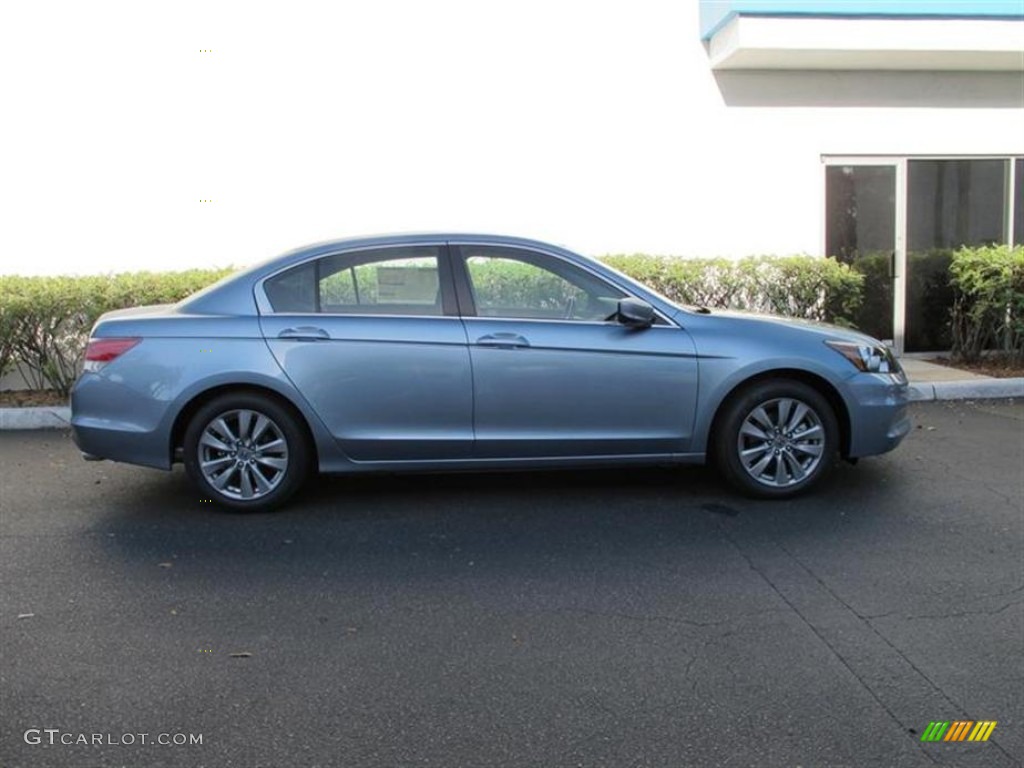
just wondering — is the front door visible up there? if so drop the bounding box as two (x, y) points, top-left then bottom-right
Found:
(452, 244), (699, 458)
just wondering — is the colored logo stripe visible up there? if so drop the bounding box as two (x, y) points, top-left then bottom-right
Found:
(944, 721), (972, 741)
(921, 721), (997, 742)
(921, 722), (949, 741)
(968, 721), (998, 741)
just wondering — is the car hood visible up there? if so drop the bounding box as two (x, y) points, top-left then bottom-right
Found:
(677, 307), (885, 346)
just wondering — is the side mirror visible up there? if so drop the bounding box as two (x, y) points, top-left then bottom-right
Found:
(616, 297), (655, 328)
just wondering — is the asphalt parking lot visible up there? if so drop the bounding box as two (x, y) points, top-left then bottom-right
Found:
(1, 400), (1021, 768)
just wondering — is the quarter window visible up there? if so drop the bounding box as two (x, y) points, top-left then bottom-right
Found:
(460, 246), (625, 322)
(264, 246), (445, 315)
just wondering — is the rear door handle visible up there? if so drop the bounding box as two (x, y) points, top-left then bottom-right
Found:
(475, 333), (530, 349)
(278, 326), (330, 341)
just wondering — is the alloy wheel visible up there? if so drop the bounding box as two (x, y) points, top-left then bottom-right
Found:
(736, 397), (825, 489)
(198, 409), (289, 500)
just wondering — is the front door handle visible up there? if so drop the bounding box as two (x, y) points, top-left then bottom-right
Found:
(475, 333), (530, 349)
(278, 326), (330, 341)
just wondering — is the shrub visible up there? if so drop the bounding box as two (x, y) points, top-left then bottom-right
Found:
(0, 276), (100, 395)
(906, 250), (955, 351)
(0, 280), (23, 383)
(845, 251), (893, 341)
(602, 254), (863, 325)
(0, 268), (233, 396)
(949, 245), (1024, 362)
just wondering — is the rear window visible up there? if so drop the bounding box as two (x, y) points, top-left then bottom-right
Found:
(263, 246), (444, 315)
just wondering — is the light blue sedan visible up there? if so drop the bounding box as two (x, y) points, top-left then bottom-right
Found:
(71, 234), (910, 511)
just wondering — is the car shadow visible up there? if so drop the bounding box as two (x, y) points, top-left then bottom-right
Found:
(90, 456), (905, 587)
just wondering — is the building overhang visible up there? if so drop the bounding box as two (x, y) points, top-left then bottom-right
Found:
(699, 1), (1024, 71)
(707, 15), (1024, 71)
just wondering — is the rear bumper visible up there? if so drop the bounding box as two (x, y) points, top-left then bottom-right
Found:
(845, 374), (912, 458)
(70, 373), (172, 470)
(70, 424), (170, 469)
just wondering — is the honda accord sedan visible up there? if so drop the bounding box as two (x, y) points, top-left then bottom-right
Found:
(71, 233), (910, 511)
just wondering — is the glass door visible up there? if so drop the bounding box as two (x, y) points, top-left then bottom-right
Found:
(826, 156), (1022, 355)
(825, 159), (906, 352)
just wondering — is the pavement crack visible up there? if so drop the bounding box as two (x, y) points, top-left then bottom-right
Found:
(863, 583), (1024, 621)
(774, 539), (1019, 767)
(721, 528), (942, 765)
(988, 583), (1024, 598)
(921, 453), (1020, 509)
(865, 598), (1024, 622)
(545, 605), (784, 629)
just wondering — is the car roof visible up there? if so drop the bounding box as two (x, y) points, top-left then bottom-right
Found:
(273, 232), (578, 263)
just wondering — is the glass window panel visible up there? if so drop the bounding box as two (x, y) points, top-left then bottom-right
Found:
(906, 159), (1007, 351)
(264, 261), (316, 313)
(1014, 158), (1023, 247)
(908, 159), (1006, 252)
(318, 248), (442, 315)
(825, 165), (895, 343)
(264, 246), (443, 315)
(461, 246), (625, 321)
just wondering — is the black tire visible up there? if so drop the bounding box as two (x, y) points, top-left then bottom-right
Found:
(713, 379), (839, 499)
(183, 392), (311, 512)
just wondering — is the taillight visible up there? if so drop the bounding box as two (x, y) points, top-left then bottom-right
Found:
(83, 337), (141, 372)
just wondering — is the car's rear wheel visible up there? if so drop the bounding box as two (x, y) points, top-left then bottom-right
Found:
(714, 379), (838, 498)
(183, 392), (310, 512)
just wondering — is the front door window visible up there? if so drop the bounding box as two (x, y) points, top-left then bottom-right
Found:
(461, 247), (625, 322)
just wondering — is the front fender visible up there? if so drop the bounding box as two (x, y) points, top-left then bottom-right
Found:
(690, 354), (856, 455)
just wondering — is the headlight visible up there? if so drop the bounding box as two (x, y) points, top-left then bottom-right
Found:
(825, 340), (903, 376)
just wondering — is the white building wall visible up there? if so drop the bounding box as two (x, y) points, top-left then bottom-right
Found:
(0, 1), (1021, 275)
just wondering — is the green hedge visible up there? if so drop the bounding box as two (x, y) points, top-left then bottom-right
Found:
(602, 254), (863, 324)
(0, 254), (872, 397)
(950, 245), (1024, 362)
(0, 269), (234, 396)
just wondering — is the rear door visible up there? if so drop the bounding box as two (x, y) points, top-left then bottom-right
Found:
(259, 244), (474, 461)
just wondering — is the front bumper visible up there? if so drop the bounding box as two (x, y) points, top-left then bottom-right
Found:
(845, 373), (912, 458)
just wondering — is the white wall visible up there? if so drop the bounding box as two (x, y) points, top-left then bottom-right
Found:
(1, 0), (1021, 275)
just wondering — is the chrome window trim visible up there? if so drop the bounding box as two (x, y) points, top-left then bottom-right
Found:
(460, 315), (679, 330)
(256, 311), (463, 322)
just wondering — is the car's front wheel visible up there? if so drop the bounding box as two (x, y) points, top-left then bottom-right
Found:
(183, 392), (310, 512)
(714, 379), (839, 498)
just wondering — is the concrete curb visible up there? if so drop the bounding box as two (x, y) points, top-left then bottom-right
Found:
(0, 406), (72, 430)
(908, 377), (1024, 402)
(0, 378), (1021, 430)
